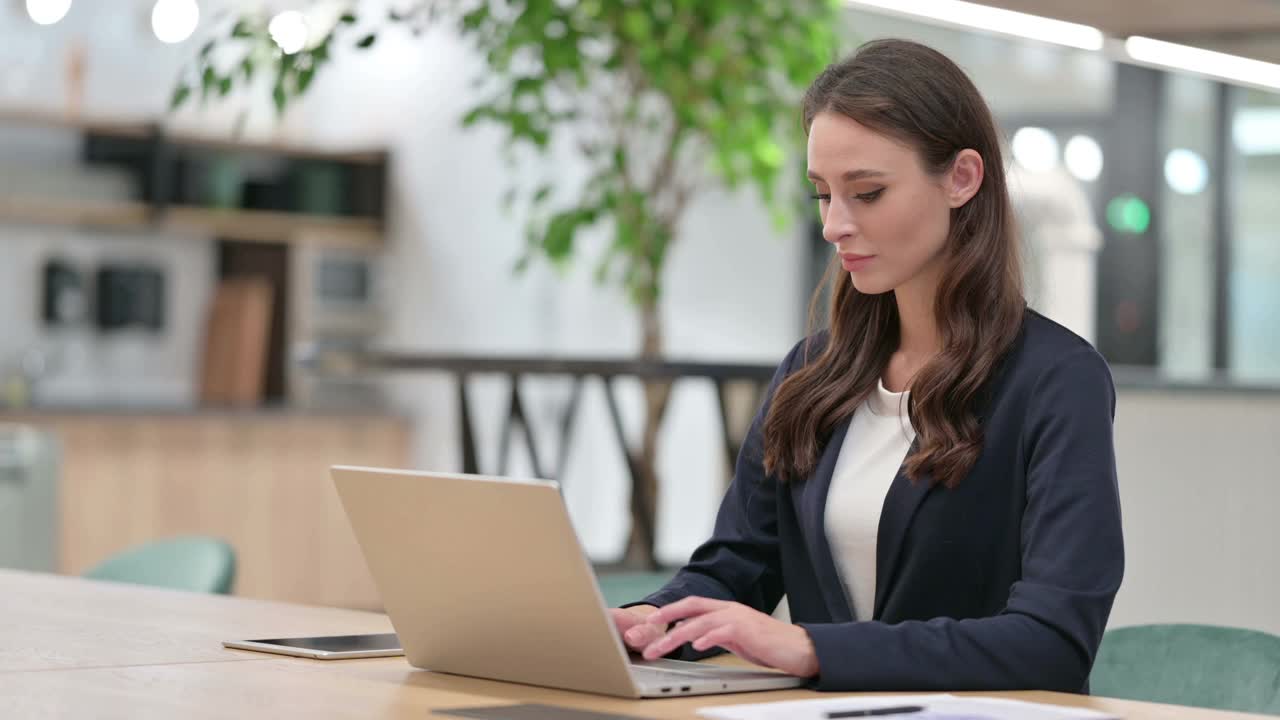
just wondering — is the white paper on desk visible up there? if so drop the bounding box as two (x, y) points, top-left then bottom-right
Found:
(697, 694), (1120, 720)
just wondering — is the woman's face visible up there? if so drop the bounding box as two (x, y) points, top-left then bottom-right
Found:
(807, 111), (980, 297)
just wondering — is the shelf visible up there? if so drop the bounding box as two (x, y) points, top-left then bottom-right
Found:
(0, 198), (382, 248)
(162, 206), (383, 247)
(0, 107), (386, 164)
(0, 106), (388, 247)
(0, 106), (152, 140)
(165, 132), (387, 166)
(0, 197), (151, 229)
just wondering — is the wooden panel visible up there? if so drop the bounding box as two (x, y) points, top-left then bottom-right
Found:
(11, 412), (410, 610)
(199, 278), (274, 407)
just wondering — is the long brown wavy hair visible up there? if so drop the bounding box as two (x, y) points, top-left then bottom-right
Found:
(764, 39), (1026, 488)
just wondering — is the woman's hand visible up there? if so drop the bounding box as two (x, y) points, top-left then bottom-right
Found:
(610, 605), (665, 653)
(638, 597), (820, 678)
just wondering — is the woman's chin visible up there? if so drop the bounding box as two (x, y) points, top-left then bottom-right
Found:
(849, 272), (894, 296)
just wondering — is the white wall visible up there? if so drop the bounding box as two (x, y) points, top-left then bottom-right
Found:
(1110, 390), (1280, 636)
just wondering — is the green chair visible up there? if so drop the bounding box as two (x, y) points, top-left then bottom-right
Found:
(1089, 623), (1280, 715)
(596, 571), (674, 608)
(82, 536), (237, 595)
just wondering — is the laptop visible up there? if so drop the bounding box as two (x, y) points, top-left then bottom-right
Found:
(331, 466), (806, 698)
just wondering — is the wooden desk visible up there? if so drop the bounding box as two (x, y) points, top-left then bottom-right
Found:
(1, 570), (391, 672)
(1, 570), (1269, 719)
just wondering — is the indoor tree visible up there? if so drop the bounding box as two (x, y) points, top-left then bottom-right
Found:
(175, 0), (841, 569)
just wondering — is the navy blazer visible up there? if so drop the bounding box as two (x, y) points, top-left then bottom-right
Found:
(633, 309), (1124, 692)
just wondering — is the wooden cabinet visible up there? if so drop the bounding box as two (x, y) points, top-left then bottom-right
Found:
(10, 411), (410, 610)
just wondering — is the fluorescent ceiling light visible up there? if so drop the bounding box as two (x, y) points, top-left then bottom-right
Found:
(845, 0), (1104, 51)
(1233, 108), (1280, 155)
(1125, 36), (1280, 91)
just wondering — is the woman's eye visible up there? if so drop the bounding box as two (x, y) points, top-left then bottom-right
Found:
(855, 189), (884, 203)
(810, 193), (831, 202)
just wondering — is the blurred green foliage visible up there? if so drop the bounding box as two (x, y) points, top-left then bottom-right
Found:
(174, 0), (841, 321)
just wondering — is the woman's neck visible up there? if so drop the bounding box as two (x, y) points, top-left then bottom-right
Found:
(884, 269), (943, 392)
(894, 267), (942, 357)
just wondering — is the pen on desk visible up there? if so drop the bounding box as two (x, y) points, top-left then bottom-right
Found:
(824, 705), (925, 718)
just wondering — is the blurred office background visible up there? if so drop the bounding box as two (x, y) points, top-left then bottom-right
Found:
(0, 0), (1276, 642)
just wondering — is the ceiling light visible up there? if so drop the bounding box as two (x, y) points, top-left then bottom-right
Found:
(26, 0), (72, 26)
(1164, 149), (1209, 195)
(1063, 135), (1103, 182)
(269, 10), (308, 55)
(152, 0), (200, 44)
(1233, 108), (1280, 156)
(1012, 127), (1059, 173)
(845, 0), (1104, 51)
(1125, 36), (1280, 91)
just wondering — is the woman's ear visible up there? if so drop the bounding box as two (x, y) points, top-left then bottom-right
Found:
(947, 149), (984, 208)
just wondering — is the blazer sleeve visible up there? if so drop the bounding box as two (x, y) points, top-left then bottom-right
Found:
(798, 347), (1125, 692)
(623, 337), (810, 626)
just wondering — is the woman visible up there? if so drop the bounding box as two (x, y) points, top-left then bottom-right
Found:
(611, 38), (1124, 693)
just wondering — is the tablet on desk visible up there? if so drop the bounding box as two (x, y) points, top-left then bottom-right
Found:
(222, 633), (403, 660)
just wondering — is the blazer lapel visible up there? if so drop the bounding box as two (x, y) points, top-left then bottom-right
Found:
(793, 415), (855, 623)
(873, 437), (932, 618)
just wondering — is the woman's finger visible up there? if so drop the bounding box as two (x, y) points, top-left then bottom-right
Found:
(646, 596), (722, 627)
(641, 611), (731, 660)
(691, 623), (738, 652)
(622, 621), (665, 651)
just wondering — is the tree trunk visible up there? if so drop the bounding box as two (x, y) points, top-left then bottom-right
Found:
(623, 296), (673, 570)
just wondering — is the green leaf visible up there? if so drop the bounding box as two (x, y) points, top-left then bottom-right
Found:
(543, 214), (575, 260)
(752, 137), (785, 170)
(339, 12), (357, 24)
(511, 76), (543, 96)
(614, 217), (636, 251)
(272, 83), (287, 114)
(199, 39), (216, 58)
(218, 75), (233, 97)
(461, 6), (489, 31)
(356, 33), (377, 49)
(621, 9), (650, 40)
(297, 64), (316, 94)
(594, 256), (612, 285)
(531, 184), (552, 205)
(169, 84), (191, 110)
(240, 56), (255, 82)
(200, 66), (217, 100)
(231, 20), (252, 38)
(542, 208), (597, 262)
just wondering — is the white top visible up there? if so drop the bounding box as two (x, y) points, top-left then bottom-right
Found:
(824, 378), (917, 622)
